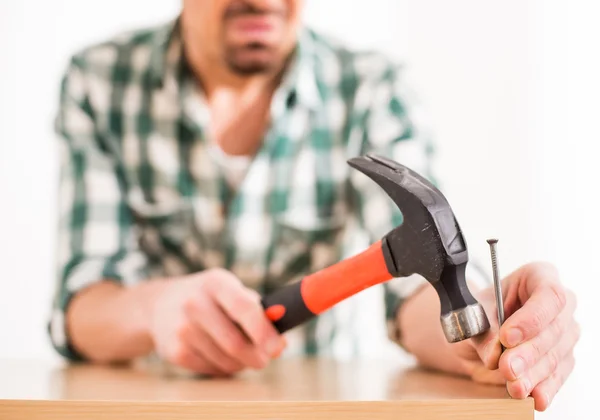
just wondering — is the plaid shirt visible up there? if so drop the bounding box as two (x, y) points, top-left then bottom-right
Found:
(48, 18), (455, 362)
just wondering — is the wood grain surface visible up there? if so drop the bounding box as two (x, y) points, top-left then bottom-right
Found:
(0, 357), (533, 419)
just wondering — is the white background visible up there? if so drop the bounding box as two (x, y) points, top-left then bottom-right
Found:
(0, 1), (598, 418)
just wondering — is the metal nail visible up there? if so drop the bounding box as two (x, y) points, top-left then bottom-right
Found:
(487, 238), (505, 352)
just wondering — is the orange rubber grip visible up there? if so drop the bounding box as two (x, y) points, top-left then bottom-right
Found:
(301, 240), (393, 314)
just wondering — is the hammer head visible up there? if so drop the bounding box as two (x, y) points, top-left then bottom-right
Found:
(348, 154), (490, 342)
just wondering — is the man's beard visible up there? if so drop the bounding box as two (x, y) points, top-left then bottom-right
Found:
(223, 42), (279, 75)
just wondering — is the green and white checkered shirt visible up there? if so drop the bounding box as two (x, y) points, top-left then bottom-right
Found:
(48, 18), (447, 362)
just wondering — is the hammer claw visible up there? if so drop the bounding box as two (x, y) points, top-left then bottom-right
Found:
(348, 154), (448, 211)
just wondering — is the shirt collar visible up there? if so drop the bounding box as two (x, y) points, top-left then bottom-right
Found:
(147, 18), (323, 112)
(273, 28), (322, 111)
(147, 18), (184, 89)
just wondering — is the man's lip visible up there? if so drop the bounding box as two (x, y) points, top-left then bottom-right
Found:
(237, 21), (272, 31)
(228, 15), (277, 31)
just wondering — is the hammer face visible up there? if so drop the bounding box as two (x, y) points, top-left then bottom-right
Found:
(441, 303), (491, 342)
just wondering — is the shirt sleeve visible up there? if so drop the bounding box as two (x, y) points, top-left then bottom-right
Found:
(347, 60), (490, 348)
(48, 55), (150, 361)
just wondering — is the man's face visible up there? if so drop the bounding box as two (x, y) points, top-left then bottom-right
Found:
(182, 0), (304, 75)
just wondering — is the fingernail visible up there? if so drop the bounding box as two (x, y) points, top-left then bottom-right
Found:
(270, 346), (284, 359)
(266, 337), (286, 358)
(483, 341), (497, 368)
(544, 391), (553, 407)
(520, 377), (532, 396)
(510, 356), (526, 378)
(507, 328), (523, 347)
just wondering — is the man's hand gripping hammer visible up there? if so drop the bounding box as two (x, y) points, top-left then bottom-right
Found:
(261, 153), (490, 343)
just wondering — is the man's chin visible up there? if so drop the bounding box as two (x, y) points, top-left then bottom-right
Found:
(224, 47), (281, 75)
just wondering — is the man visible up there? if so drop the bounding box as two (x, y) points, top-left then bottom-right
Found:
(48, 0), (579, 412)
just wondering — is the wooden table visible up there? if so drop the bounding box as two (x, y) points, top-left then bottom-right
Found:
(0, 357), (532, 419)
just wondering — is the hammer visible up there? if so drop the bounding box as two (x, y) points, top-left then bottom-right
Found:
(261, 153), (490, 343)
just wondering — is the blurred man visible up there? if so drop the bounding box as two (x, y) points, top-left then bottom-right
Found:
(49, 0), (579, 412)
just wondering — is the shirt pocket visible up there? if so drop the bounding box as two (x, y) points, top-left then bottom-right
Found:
(125, 191), (202, 271)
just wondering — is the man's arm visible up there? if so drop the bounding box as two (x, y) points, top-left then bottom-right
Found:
(64, 281), (162, 362)
(50, 55), (156, 362)
(50, 55), (284, 372)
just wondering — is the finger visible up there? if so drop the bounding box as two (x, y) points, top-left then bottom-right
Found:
(466, 285), (506, 370)
(531, 354), (575, 411)
(506, 320), (579, 400)
(500, 291), (577, 381)
(467, 278), (529, 371)
(500, 268), (567, 348)
(212, 275), (285, 358)
(469, 329), (503, 371)
(185, 292), (269, 369)
(178, 321), (245, 375)
(172, 343), (223, 377)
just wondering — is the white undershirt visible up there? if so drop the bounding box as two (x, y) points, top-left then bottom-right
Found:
(208, 143), (253, 190)
(186, 87), (254, 190)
